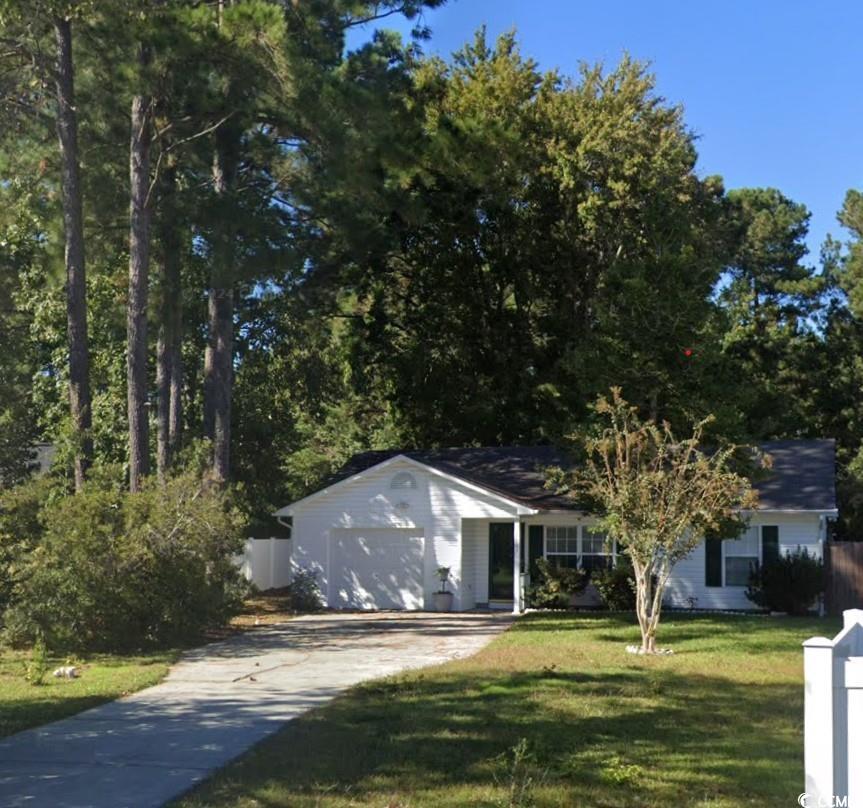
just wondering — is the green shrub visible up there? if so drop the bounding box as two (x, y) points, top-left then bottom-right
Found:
(745, 549), (824, 615)
(24, 637), (50, 686)
(278, 567), (323, 612)
(0, 475), (57, 618)
(527, 557), (587, 609)
(2, 465), (249, 651)
(592, 558), (636, 610)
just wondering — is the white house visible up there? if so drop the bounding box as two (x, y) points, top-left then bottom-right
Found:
(272, 440), (837, 613)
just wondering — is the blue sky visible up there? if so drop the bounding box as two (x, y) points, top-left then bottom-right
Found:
(351, 0), (863, 262)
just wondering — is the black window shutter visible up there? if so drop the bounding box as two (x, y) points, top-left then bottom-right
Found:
(705, 538), (722, 587)
(761, 526), (779, 565)
(528, 525), (544, 579)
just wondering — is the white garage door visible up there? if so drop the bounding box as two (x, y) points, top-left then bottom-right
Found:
(330, 528), (425, 610)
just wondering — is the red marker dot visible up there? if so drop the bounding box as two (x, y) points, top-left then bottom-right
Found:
(683, 348), (693, 357)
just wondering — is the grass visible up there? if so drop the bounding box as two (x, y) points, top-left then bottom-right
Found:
(0, 586), (299, 740)
(0, 645), (177, 738)
(0, 589), (296, 739)
(176, 612), (837, 808)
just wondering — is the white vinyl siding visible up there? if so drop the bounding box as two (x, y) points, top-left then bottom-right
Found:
(290, 461), (519, 610)
(665, 514), (824, 610)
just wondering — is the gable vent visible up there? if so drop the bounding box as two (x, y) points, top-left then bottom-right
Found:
(390, 471), (417, 490)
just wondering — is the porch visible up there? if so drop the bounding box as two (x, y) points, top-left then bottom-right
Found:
(460, 516), (610, 613)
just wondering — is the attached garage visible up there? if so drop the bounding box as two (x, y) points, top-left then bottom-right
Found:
(329, 528), (425, 610)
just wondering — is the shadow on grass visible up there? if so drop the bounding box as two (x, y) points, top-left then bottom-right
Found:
(0, 694), (124, 739)
(178, 661), (805, 807)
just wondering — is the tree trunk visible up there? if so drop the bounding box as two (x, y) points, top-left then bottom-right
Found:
(203, 133), (236, 485)
(127, 47), (152, 493)
(203, 286), (233, 484)
(155, 161), (183, 481)
(633, 557), (672, 654)
(53, 17), (92, 493)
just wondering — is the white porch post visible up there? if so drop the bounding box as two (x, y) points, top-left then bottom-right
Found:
(513, 520), (522, 614)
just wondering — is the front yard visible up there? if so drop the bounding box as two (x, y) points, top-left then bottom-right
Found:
(0, 589), (301, 739)
(0, 647), (176, 738)
(177, 612), (836, 808)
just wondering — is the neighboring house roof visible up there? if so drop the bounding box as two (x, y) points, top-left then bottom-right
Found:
(316, 439), (837, 514)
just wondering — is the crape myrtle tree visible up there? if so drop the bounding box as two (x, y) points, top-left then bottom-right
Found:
(552, 389), (759, 654)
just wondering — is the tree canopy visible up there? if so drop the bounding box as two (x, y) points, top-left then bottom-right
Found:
(0, 11), (860, 538)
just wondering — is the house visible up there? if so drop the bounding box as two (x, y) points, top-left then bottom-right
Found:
(273, 439), (837, 612)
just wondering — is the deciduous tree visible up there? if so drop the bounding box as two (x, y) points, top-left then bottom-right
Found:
(555, 389), (758, 654)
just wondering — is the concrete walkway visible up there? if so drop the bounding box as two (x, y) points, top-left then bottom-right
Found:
(0, 612), (511, 808)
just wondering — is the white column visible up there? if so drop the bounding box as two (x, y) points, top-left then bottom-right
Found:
(513, 520), (522, 614)
(803, 636), (836, 803)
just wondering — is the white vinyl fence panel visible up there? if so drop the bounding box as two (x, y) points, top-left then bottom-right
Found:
(804, 608), (863, 807)
(236, 537), (293, 591)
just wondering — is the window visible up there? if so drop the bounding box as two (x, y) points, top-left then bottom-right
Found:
(724, 527), (759, 587)
(546, 525), (579, 569)
(390, 472), (417, 490)
(582, 528), (613, 573)
(544, 526), (615, 573)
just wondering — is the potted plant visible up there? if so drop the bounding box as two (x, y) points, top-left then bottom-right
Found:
(432, 566), (454, 611)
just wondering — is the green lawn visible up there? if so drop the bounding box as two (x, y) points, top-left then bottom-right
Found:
(176, 612), (837, 808)
(0, 646), (177, 738)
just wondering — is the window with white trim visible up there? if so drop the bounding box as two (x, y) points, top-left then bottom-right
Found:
(723, 526), (759, 586)
(545, 525), (579, 569)
(544, 525), (615, 573)
(582, 528), (614, 573)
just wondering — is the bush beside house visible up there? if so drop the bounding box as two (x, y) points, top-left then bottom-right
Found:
(746, 549), (825, 615)
(0, 464), (248, 652)
(527, 558), (587, 609)
(592, 559), (637, 611)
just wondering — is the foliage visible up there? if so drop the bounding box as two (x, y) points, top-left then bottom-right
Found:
(556, 389), (759, 652)
(493, 738), (545, 808)
(348, 34), (733, 446)
(274, 568), (323, 614)
(23, 638), (49, 686)
(745, 549), (825, 615)
(0, 3), (861, 553)
(526, 557), (587, 609)
(0, 180), (42, 486)
(1, 464), (248, 651)
(592, 558), (637, 611)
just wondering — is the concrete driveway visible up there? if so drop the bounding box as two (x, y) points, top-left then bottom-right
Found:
(0, 612), (511, 808)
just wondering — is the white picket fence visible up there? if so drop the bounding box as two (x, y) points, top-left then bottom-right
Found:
(236, 537), (293, 591)
(804, 608), (863, 807)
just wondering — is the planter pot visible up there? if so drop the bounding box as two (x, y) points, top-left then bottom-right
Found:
(432, 591), (454, 612)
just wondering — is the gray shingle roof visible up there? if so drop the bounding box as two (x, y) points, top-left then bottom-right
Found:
(328, 439), (837, 513)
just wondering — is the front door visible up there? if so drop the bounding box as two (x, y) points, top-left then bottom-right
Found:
(489, 523), (514, 600)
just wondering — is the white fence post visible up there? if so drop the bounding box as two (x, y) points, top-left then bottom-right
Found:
(804, 608), (863, 808)
(846, 657), (863, 805)
(803, 635), (836, 802)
